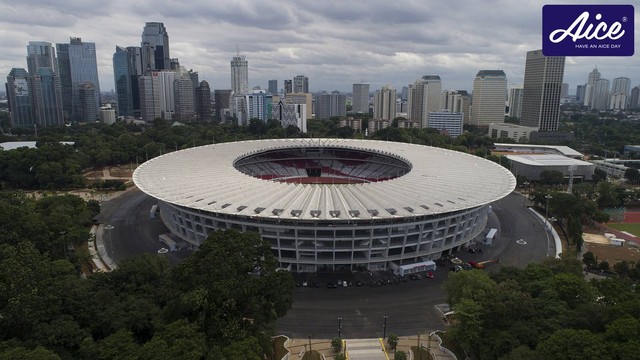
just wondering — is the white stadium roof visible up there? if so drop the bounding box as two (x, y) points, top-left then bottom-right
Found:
(133, 139), (516, 221)
(506, 154), (593, 167)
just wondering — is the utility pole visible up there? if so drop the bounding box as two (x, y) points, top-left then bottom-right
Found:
(383, 315), (388, 339)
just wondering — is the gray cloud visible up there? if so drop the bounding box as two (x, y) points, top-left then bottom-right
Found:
(0, 0), (638, 95)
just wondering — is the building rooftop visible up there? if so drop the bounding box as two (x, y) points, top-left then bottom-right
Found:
(506, 154), (593, 167)
(494, 143), (583, 158)
(133, 139), (516, 221)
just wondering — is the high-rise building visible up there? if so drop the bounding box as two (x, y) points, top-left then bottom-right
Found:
(31, 68), (64, 126)
(576, 84), (586, 104)
(230, 53), (248, 96)
(284, 80), (292, 94)
(6, 68), (34, 127)
(268, 79), (278, 95)
(610, 77), (631, 110)
(508, 86), (523, 118)
(245, 90), (272, 121)
(520, 49), (565, 131)
(584, 67), (601, 107)
(79, 82), (97, 122)
(442, 90), (471, 123)
(427, 111), (463, 138)
(591, 78), (610, 110)
(113, 46), (135, 116)
(273, 101), (307, 132)
(630, 86), (640, 109)
(293, 75), (309, 93)
(352, 83), (370, 114)
(213, 89), (232, 122)
(401, 86), (409, 101)
(373, 85), (396, 120)
(153, 70), (175, 120)
(139, 74), (160, 122)
(407, 75), (442, 128)
(315, 91), (346, 120)
(55, 44), (72, 120)
(141, 22), (170, 72)
(471, 70), (507, 127)
(284, 93), (313, 120)
(561, 83), (569, 99)
(174, 74), (194, 121)
(195, 80), (212, 122)
(66, 37), (101, 122)
(26, 41), (57, 74)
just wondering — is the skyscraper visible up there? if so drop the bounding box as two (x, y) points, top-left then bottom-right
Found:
(113, 46), (134, 116)
(520, 49), (565, 131)
(230, 53), (248, 96)
(293, 75), (309, 93)
(592, 78), (610, 111)
(268, 79), (278, 95)
(26, 41), (57, 74)
(352, 83), (370, 114)
(141, 22), (170, 72)
(610, 77), (631, 110)
(64, 38), (101, 122)
(55, 44), (72, 119)
(79, 82), (97, 122)
(195, 80), (212, 122)
(245, 90), (273, 121)
(315, 91), (346, 120)
(373, 85), (396, 120)
(471, 70), (507, 127)
(174, 74), (194, 121)
(576, 85), (586, 104)
(284, 80), (293, 94)
(6, 68), (34, 127)
(213, 89), (232, 122)
(584, 67), (601, 107)
(508, 86), (524, 119)
(153, 71), (176, 120)
(630, 86), (640, 110)
(408, 75), (442, 129)
(139, 75), (160, 122)
(31, 68), (64, 126)
(441, 90), (471, 123)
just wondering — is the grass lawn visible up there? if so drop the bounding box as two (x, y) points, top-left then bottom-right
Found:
(268, 336), (288, 360)
(302, 350), (323, 360)
(411, 345), (433, 360)
(607, 223), (640, 237)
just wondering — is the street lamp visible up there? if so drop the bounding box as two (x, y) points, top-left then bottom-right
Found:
(338, 317), (343, 338)
(383, 315), (388, 339)
(104, 224), (114, 263)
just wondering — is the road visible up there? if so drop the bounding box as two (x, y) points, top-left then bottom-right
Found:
(99, 189), (551, 338)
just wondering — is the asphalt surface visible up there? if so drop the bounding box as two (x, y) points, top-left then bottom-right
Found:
(99, 188), (551, 338)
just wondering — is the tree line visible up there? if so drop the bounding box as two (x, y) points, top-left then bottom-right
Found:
(0, 198), (295, 360)
(444, 257), (640, 359)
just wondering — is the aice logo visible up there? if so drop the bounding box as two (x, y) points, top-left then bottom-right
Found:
(543, 5), (634, 56)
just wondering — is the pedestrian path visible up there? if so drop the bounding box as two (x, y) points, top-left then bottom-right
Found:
(346, 339), (388, 360)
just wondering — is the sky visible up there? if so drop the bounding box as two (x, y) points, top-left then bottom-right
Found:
(0, 0), (638, 95)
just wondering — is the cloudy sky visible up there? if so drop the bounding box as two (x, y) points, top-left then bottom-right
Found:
(0, 0), (638, 95)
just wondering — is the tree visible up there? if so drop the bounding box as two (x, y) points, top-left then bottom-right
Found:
(335, 354), (347, 360)
(394, 350), (408, 360)
(536, 329), (608, 360)
(443, 269), (496, 305)
(331, 338), (342, 353)
(582, 251), (597, 269)
(387, 333), (399, 351)
(449, 299), (483, 354)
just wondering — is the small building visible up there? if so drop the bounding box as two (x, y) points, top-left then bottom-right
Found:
(506, 154), (595, 181)
(494, 143), (584, 159)
(488, 123), (538, 142)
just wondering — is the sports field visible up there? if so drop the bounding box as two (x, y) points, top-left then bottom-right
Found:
(606, 223), (640, 237)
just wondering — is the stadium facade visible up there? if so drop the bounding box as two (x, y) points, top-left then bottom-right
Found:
(133, 139), (515, 272)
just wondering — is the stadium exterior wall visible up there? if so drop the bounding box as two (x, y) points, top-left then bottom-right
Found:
(158, 200), (490, 272)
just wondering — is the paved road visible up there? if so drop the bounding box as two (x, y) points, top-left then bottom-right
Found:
(99, 189), (551, 338)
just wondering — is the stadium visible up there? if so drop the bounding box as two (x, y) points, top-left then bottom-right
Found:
(133, 139), (516, 272)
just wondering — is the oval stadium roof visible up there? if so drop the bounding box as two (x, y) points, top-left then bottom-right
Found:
(133, 139), (516, 221)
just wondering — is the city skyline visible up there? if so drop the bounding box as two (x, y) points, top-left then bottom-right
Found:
(0, 0), (638, 95)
